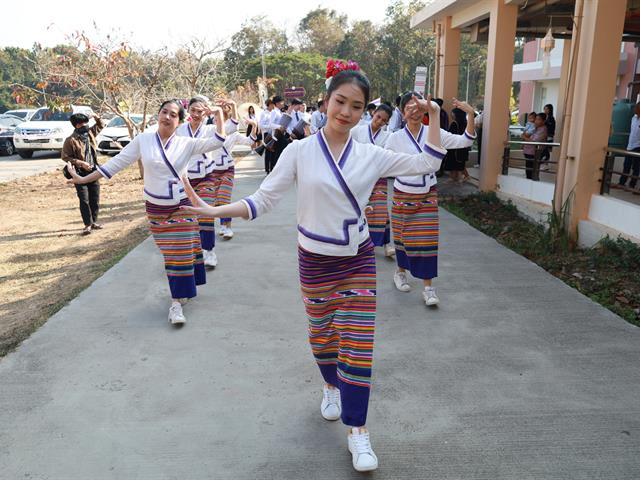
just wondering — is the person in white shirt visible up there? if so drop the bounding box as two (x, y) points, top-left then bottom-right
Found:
(180, 70), (445, 473)
(310, 99), (327, 134)
(212, 104), (259, 241)
(386, 91), (476, 307)
(176, 96), (225, 269)
(265, 95), (285, 173)
(356, 102), (377, 126)
(258, 99), (274, 173)
(66, 100), (226, 325)
(351, 103), (394, 256)
(287, 99), (305, 134)
(619, 102), (640, 189)
(387, 95), (404, 132)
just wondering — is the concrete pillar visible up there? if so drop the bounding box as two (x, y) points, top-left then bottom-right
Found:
(436, 16), (461, 114)
(478, 0), (518, 191)
(557, 0), (626, 236)
(553, 38), (572, 149)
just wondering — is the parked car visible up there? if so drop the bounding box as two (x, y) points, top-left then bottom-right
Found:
(0, 114), (24, 156)
(12, 106), (94, 159)
(3, 108), (37, 122)
(509, 124), (526, 140)
(96, 114), (157, 155)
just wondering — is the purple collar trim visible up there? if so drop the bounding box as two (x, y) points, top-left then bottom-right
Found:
(155, 132), (180, 178)
(403, 125), (424, 154)
(318, 129), (353, 169)
(317, 131), (359, 215)
(188, 123), (208, 160)
(368, 125), (381, 144)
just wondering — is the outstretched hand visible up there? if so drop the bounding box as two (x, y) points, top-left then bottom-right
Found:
(179, 175), (217, 216)
(452, 98), (475, 115)
(409, 94), (439, 116)
(65, 162), (82, 185)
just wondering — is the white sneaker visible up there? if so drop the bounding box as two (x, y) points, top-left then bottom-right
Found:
(203, 249), (218, 268)
(423, 286), (440, 306)
(320, 384), (341, 421)
(348, 428), (378, 472)
(383, 243), (395, 257)
(393, 270), (411, 292)
(221, 225), (234, 240)
(168, 302), (186, 325)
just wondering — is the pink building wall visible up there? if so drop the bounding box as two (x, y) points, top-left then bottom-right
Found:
(517, 41), (538, 120)
(617, 42), (638, 100)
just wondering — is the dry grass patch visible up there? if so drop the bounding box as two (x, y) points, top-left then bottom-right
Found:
(0, 162), (148, 356)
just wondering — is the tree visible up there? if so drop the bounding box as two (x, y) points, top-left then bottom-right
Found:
(0, 47), (39, 111)
(297, 8), (348, 57)
(243, 52), (328, 103)
(172, 38), (228, 98)
(336, 20), (382, 95)
(377, 0), (435, 101)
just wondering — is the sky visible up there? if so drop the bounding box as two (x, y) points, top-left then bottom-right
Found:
(1, 0), (391, 51)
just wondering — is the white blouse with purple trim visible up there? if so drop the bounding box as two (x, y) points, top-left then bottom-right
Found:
(240, 128), (447, 256)
(96, 130), (225, 205)
(175, 122), (221, 180)
(209, 131), (257, 171)
(351, 123), (390, 147)
(386, 125), (476, 194)
(224, 118), (239, 135)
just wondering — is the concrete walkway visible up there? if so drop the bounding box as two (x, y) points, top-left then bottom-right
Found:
(1, 154), (639, 479)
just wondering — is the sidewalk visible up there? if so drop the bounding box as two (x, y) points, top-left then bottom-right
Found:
(0, 153), (638, 479)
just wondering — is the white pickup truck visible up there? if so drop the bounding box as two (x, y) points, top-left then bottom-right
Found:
(13, 105), (94, 159)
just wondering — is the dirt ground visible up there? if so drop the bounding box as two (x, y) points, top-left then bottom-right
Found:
(0, 160), (148, 356)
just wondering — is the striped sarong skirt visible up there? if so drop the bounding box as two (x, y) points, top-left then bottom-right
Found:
(366, 177), (391, 247)
(211, 166), (235, 224)
(298, 239), (376, 427)
(391, 187), (439, 280)
(146, 199), (206, 299)
(190, 175), (216, 251)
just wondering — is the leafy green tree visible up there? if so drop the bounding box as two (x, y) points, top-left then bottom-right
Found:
(243, 52), (328, 103)
(297, 8), (348, 57)
(377, 0), (435, 102)
(336, 21), (384, 97)
(0, 47), (39, 111)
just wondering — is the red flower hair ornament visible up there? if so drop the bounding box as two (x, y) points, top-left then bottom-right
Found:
(325, 59), (361, 89)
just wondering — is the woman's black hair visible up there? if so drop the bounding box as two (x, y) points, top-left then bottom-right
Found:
(326, 70), (370, 106)
(248, 105), (255, 114)
(188, 96), (209, 108)
(159, 99), (186, 122)
(400, 91), (423, 113)
(375, 103), (393, 118)
(544, 104), (554, 117)
(451, 107), (467, 131)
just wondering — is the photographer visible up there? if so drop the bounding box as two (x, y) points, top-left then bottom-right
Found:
(62, 112), (104, 235)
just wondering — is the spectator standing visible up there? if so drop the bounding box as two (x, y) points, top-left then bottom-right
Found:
(522, 112), (548, 179)
(62, 112), (104, 235)
(619, 102), (640, 190)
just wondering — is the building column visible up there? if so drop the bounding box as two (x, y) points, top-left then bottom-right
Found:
(556, 0), (626, 237)
(478, 0), (518, 191)
(553, 38), (572, 153)
(435, 16), (461, 114)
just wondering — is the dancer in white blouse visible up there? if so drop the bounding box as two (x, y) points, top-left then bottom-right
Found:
(180, 69), (445, 472)
(176, 96), (224, 268)
(67, 100), (225, 325)
(351, 103), (395, 256)
(386, 92), (476, 306)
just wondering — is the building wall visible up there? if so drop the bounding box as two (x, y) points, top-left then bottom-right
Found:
(616, 42), (638, 101)
(533, 79), (560, 113)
